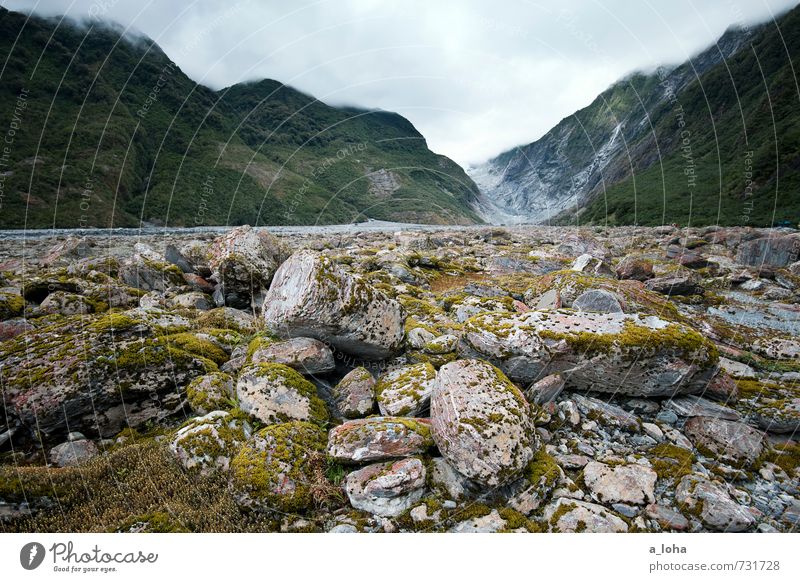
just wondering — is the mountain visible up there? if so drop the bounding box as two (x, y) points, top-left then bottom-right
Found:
(469, 5), (800, 227)
(0, 8), (482, 228)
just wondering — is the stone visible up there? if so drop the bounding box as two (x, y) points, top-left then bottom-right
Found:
(525, 373), (565, 405)
(703, 371), (739, 402)
(571, 253), (614, 277)
(665, 395), (741, 421)
(208, 225), (287, 307)
(231, 421), (327, 513)
(236, 363), (329, 426)
(344, 458), (426, 517)
(186, 372), (235, 415)
(572, 289), (623, 313)
(171, 292), (214, 311)
(448, 509), (510, 533)
(38, 291), (92, 315)
(2, 312), (212, 438)
(683, 417), (764, 468)
(572, 395), (641, 432)
(170, 411), (251, 475)
(164, 243), (195, 274)
(430, 457), (478, 500)
(0, 318), (33, 341)
(615, 255), (654, 281)
(327, 417), (433, 463)
(263, 250), (404, 359)
(375, 363), (436, 416)
(736, 234), (800, 268)
(430, 359), (537, 487)
(460, 310), (719, 394)
(583, 461), (656, 505)
(48, 439), (99, 467)
(544, 498), (628, 532)
(250, 337), (335, 375)
(119, 252), (183, 292)
(533, 288), (562, 310)
(332, 367), (376, 418)
(644, 274), (703, 296)
(645, 504), (689, 531)
(406, 326), (435, 349)
(675, 474), (755, 531)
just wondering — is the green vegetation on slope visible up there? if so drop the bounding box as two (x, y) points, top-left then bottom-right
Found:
(0, 9), (482, 228)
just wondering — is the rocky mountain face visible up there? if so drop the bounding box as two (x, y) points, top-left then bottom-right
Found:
(470, 5), (800, 227)
(1, 223), (799, 532)
(0, 8), (482, 228)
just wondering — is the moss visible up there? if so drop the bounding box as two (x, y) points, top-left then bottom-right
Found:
(406, 349), (458, 368)
(524, 448), (560, 489)
(548, 501), (578, 529)
(539, 319), (718, 368)
(375, 363), (436, 414)
(230, 421), (329, 514)
(196, 308), (256, 333)
(396, 295), (445, 319)
(760, 442), (800, 474)
(245, 332), (279, 361)
(186, 372), (235, 413)
(497, 507), (541, 532)
(649, 443), (696, 483)
(88, 311), (141, 333)
(0, 292), (26, 319)
(164, 332), (230, 365)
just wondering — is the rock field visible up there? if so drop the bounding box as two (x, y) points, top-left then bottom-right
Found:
(0, 224), (798, 532)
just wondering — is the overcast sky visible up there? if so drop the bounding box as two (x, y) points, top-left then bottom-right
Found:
(3, 0), (798, 165)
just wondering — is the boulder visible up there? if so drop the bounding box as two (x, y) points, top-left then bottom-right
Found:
(570, 253), (614, 277)
(208, 225), (287, 307)
(460, 310), (719, 394)
(332, 367), (376, 418)
(170, 411), (251, 474)
(544, 498), (628, 532)
(376, 363), (436, 416)
(572, 289), (623, 313)
(230, 421), (327, 513)
(683, 417), (764, 468)
(525, 373), (565, 406)
(327, 417), (433, 463)
(186, 372), (235, 414)
(583, 461), (656, 505)
(430, 359), (537, 487)
(48, 439), (99, 467)
(118, 253), (183, 292)
(263, 250), (405, 359)
(2, 313), (213, 438)
(236, 363), (329, 426)
(344, 457), (426, 517)
(644, 274), (703, 296)
(675, 474), (755, 531)
(615, 256), (654, 281)
(250, 337), (335, 375)
(736, 234), (800, 268)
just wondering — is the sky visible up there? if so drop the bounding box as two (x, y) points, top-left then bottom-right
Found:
(3, 0), (798, 166)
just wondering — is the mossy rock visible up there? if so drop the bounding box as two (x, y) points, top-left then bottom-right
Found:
(236, 363), (329, 426)
(170, 410), (252, 474)
(0, 290), (25, 320)
(186, 372), (236, 414)
(230, 421), (328, 513)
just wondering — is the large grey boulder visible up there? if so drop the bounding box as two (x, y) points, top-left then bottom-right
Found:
(460, 310), (719, 395)
(263, 250), (405, 359)
(736, 234), (800, 268)
(208, 226), (287, 307)
(430, 359), (538, 487)
(676, 474), (755, 531)
(683, 416), (764, 468)
(344, 457), (426, 517)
